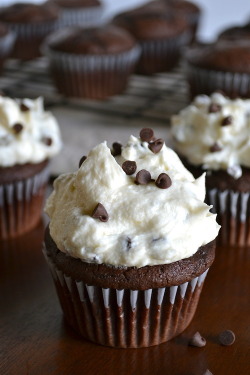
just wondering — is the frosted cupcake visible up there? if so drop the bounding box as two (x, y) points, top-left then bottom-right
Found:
(0, 96), (62, 240)
(171, 92), (250, 246)
(44, 128), (219, 348)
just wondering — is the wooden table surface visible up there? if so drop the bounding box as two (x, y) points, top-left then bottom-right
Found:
(0, 218), (250, 375)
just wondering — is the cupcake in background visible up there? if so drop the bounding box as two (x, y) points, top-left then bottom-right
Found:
(218, 22), (250, 42)
(171, 92), (250, 246)
(44, 128), (219, 348)
(49, 0), (104, 27)
(42, 25), (140, 99)
(0, 2), (59, 60)
(112, 1), (190, 75)
(0, 23), (15, 73)
(0, 95), (62, 240)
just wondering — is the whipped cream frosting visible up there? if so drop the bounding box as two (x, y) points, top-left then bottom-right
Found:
(171, 93), (250, 179)
(45, 134), (219, 268)
(0, 96), (62, 167)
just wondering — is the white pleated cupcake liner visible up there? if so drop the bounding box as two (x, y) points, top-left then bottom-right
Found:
(0, 31), (15, 58)
(187, 65), (250, 98)
(43, 245), (209, 348)
(56, 6), (104, 27)
(207, 188), (250, 246)
(43, 44), (141, 98)
(0, 165), (49, 239)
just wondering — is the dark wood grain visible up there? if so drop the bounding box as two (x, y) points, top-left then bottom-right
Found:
(0, 220), (250, 375)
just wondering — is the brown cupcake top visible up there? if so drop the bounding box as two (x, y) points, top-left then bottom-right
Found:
(112, 2), (188, 41)
(45, 226), (215, 290)
(186, 41), (250, 73)
(218, 24), (250, 42)
(50, 0), (101, 8)
(168, 0), (200, 16)
(47, 25), (136, 54)
(0, 159), (49, 184)
(0, 3), (59, 24)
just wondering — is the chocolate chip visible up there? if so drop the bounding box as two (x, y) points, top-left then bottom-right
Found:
(122, 160), (137, 175)
(12, 123), (23, 134)
(221, 115), (233, 126)
(208, 103), (222, 113)
(203, 370), (213, 375)
(189, 332), (206, 347)
(140, 128), (155, 142)
(42, 137), (53, 146)
(135, 169), (151, 185)
(112, 142), (122, 156)
(155, 173), (172, 189)
(92, 203), (109, 222)
(148, 138), (164, 154)
(126, 237), (132, 251)
(210, 142), (222, 152)
(218, 330), (235, 346)
(20, 102), (29, 112)
(79, 155), (87, 168)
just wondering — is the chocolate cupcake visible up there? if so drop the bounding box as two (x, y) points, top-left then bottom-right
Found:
(42, 25), (140, 99)
(0, 23), (15, 73)
(171, 92), (250, 246)
(0, 2), (59, 60)
(44, 129), (219, 348)
(112, 1), (190, 75)
(50, 0), (103, 27)
(218, 23), (250, 42)
(185, 41), (250, 99)
(0, 96), (62, 240)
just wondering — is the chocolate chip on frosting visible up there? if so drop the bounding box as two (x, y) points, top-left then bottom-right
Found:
(148, 139), (164, 154)
(42, 137), (53, 146)
(20, 102), (29, 112)
(112, 142), (122, 156)
(126, 237), (132, 251)
(208, 103), (221, 113)
(218, 330), (235, 346)
(155, 173), (172, 189)
(221, 115), (233, 126)
(92, 203), (109, 222)
(140, 128), (155, 142)
(122, 160), (137, 175)
(135, 169), (151, 185)
(12, 123), (23, 134)
(189, 332), (206, 347)
(79, 155), (87, 168)
(210, 142), (222, 152)
(203, 370), (213, 375)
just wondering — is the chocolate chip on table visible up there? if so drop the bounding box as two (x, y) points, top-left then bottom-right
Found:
(135, 169), (151, 185)
(155, 173), (172, 189)
(79, 155), (87, 168)
(92, 203), (109, 222)
(210, 142), (222, 152)
(208, 103), (222, 113)
(122, 160), (137, 175)
(140, 128), (155, 142)
(189, 332), (206, 347)
(218, 330), (235, 346)
(42, 137), (53, 146)
(20, 102), (29, 112)
(12, 123), (23, 134)
(112, 142), (122, 156)
(221, 115), (233, 126)
(148, 138), (164, 154)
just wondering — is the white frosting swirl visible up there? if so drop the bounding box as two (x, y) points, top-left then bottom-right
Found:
(171, 93), (250, 179)
(0, 96), (62, 167)
(45, 135), (219, 268)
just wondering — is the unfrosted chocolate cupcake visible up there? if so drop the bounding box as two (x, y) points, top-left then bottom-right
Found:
(0, 2), (59, 60)
(43, 25), (140, 99)
(0, 23), (15, 73)
(50, 0), (103, 27)
(185, 41), (250, 99)
(43, 129), (219, 348)
(218, 23), (250, 42)
(112, 1), (190, 74)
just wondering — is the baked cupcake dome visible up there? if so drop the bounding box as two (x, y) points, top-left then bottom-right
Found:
(44, 129), (219, 347)
(112, 1), (190, 75)
(0, 2), (59, 60)
(43, 25), (140, 99)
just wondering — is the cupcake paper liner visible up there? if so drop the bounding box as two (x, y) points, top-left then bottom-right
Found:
(137, 31), (190, 75)
(43, 44), (141, 99)
(43, 245), (209, 348)
(0, 165), (49, 240)
(207, 188), (250, 246)
(56, 6), (104, 27)
(187, 64), (250, 99)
